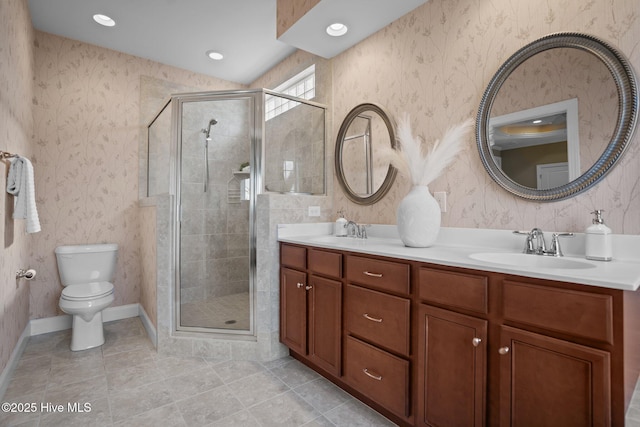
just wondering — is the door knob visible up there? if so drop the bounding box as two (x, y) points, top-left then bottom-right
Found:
(498, 346), (510, 355)
(296, 283), (304, 288)
(305, 285), (313, 291)
(472, 337), (482, 347)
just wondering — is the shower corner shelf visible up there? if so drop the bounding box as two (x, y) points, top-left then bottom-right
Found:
(233, 170), (250, 180)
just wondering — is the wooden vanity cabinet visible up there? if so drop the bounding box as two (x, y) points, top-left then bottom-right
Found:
(496, 278), (622, 427)
(280, 266), (307, 355)
(417, 267), (489, 427)
(280, 244), (342, 376)
(344, 255), (412, 420)
(498, 325), (611, 427)
(280, 242), (640, 427)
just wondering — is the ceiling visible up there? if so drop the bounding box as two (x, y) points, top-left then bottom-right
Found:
(28, 0), (427, 85)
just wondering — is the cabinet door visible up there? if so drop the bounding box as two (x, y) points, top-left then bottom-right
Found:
(308, 275), (342, 376)
(499, 325), (610, 427)
(418, 305), (487, 427)
(280, 267), (307, 355)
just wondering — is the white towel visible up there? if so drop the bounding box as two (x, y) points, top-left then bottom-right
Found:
(6, 155), (41, 233)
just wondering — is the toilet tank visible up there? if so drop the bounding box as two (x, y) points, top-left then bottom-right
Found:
(55, 243), (118, 286)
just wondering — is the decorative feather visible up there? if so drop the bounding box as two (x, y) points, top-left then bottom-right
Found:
(389, 113), (474, 187)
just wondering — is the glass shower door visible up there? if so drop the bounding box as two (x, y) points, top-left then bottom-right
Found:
(176, 94), (255, 334)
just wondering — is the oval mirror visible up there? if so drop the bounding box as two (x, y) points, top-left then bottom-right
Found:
(335, 103), (397, 205)
(476, 32), (638, 201)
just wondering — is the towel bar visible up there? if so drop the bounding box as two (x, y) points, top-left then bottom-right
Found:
(0, 150), (18, 160)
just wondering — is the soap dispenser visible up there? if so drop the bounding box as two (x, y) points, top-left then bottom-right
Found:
(335, 210), (348, 237)
(585, 210), (612, 261)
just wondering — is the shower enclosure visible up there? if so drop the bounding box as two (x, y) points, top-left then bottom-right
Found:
(147, 89), (326, 337)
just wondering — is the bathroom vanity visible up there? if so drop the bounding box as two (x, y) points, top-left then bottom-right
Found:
(278, 224), (640, 427)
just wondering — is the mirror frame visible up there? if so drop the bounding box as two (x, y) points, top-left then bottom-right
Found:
(476, 32), (638, 201)
(335, 103), (398, 205)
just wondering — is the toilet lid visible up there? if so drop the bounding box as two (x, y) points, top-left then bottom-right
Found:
(62, 282), (114, 301)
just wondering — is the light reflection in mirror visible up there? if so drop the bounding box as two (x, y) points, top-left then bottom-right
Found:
(489, 98), (579, 189)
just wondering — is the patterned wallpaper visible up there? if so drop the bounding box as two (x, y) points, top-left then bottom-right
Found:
(332, 0), (640, 235)
(0, 0), (35, 378)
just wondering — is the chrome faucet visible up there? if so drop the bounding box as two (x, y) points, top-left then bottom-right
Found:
(345, 221), (358, 237)
(513, 228), (573, 257)
(344, 221), (370, 239)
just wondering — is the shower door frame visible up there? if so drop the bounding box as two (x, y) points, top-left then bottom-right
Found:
(171, 89), (263, 338)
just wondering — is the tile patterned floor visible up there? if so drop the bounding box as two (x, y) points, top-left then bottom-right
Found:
(0, 318), (396, 427)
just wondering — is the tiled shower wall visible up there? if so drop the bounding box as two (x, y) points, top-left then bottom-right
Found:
(179, 99), (251, 303)
(264, 99), (326, 195)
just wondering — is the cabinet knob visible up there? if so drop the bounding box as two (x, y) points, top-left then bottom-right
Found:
(296, 283), (304, 289)
(498, 346), (510, 355)
(305, 285), (313, 291)
(472, 337), (482, 347)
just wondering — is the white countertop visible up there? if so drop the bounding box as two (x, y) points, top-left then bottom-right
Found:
(277, 223), (640, 291)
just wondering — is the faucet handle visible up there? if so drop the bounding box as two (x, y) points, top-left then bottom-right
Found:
(513, 230), (535, 254)
(359, 224), (371, 239)
(549, 232), (574, 257)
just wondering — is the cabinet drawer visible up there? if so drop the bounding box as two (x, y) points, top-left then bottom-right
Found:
(503, 280), (613, 344)
(346, 285), (410, 356)
(345, 336), (410, 418)
(346, 255), (410, 295)
(419, 267), (488, 314)
(309, 248), (342, 279)
(281, 244), (306, 270)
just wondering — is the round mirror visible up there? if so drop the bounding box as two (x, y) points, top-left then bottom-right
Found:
(335, 103), (397, 205)
(476, 32), (638, 201)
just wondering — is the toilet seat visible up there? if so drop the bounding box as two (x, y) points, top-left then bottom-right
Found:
(61, 282), (114, 301)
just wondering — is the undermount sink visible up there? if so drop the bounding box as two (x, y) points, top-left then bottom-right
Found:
(469, 252), (596, 270)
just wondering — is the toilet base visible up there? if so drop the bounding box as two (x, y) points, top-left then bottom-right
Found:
(70, 311), (105, 351)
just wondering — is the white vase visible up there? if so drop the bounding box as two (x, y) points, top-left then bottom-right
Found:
(397, 185), (441, 247)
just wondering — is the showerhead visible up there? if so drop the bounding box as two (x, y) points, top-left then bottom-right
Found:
(202, 118), (218, 140)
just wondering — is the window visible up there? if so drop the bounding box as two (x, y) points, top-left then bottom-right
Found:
(265, 64), (315, 120)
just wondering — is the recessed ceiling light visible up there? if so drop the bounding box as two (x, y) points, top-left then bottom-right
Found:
(206, 50), (224, 61)
(326, 23), (348, 37)
(93, 14), (115, 27)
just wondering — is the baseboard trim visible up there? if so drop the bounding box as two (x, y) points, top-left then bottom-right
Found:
(29, 314), (72, 336)
(138, 305), (157, 348)
(0, 325), (31, 400)
(102, 303), (139, 323)
(28, 303), (140, 336)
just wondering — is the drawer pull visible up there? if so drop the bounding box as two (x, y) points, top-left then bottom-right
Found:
(363, 271), (383, 278)
(305, 285), (313, 291)
(362, 368), (382, 381)
(498, 346), (510, 355)
(472, 337), (482, 347)
(296, 283), (304, 289)
(363, 313), (383, 323)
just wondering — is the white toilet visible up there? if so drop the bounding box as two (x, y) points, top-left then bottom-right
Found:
(55, 243), (118, 351)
